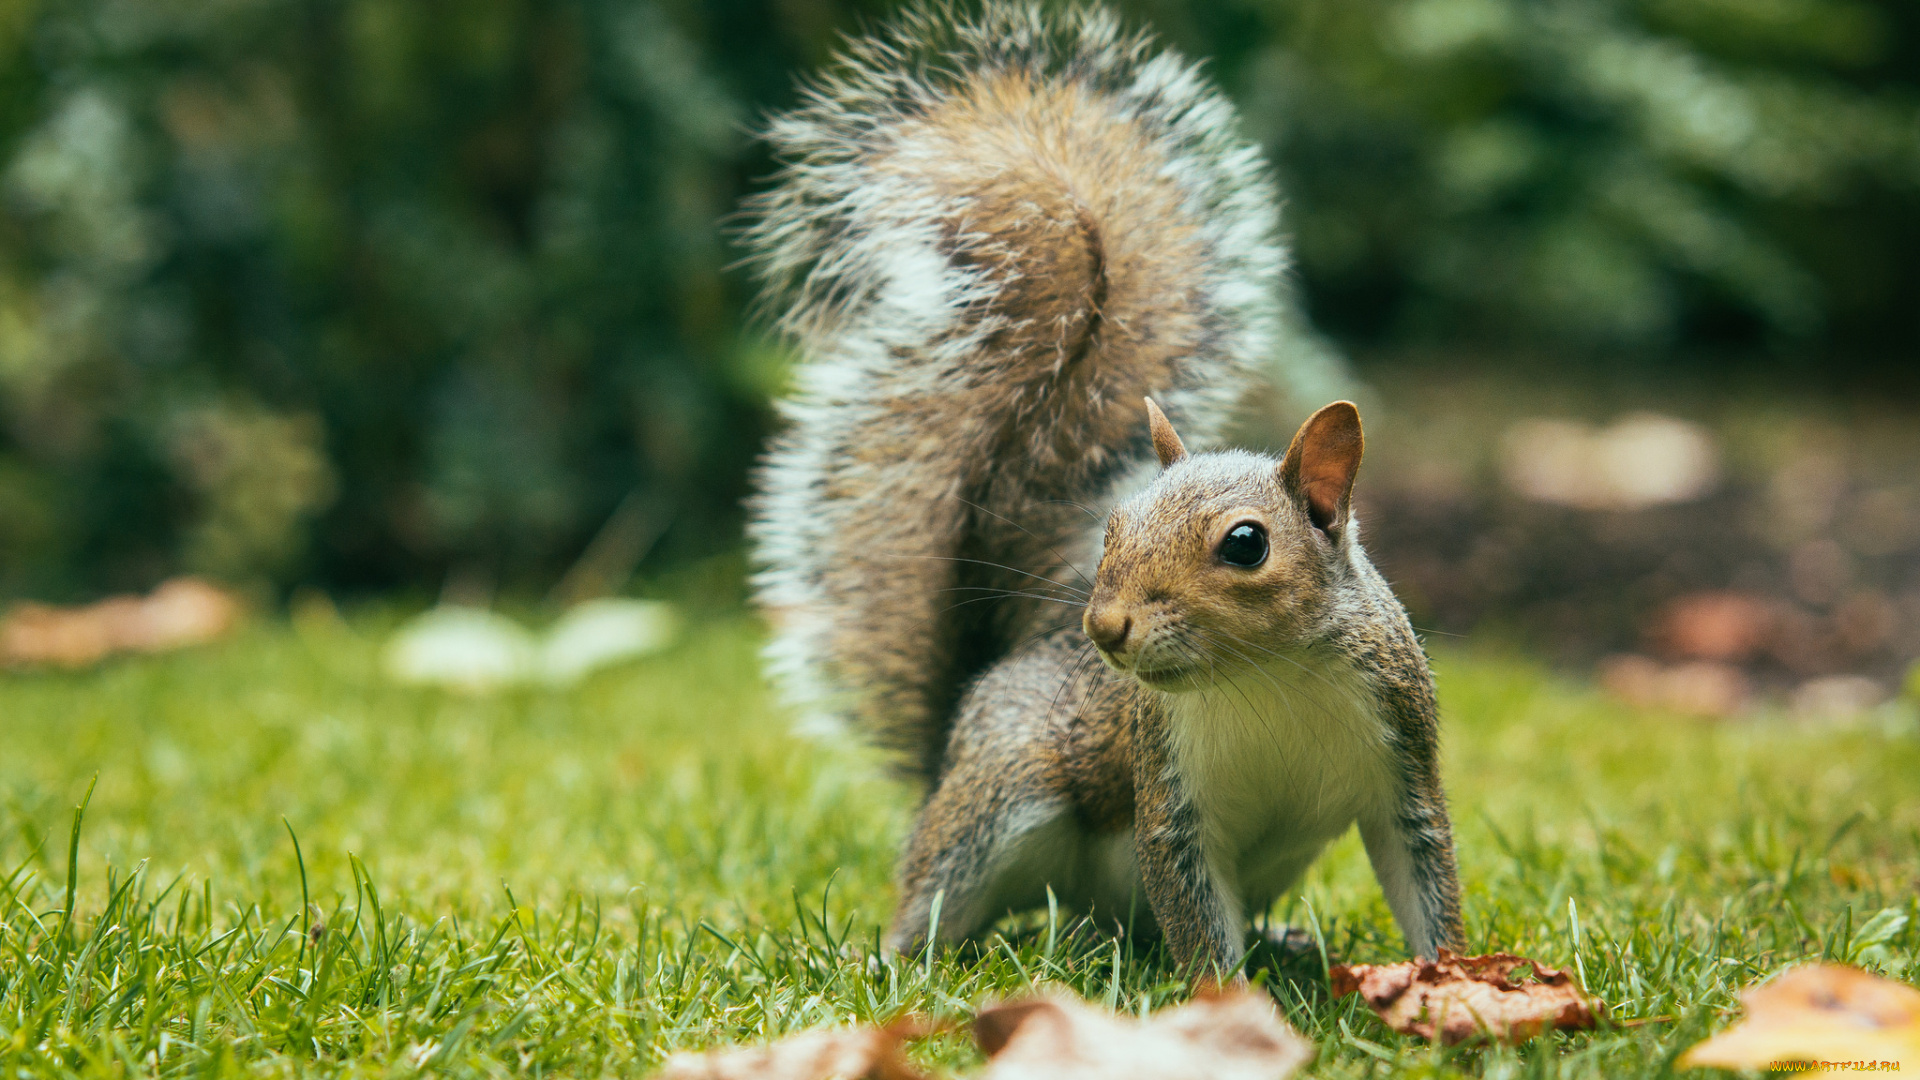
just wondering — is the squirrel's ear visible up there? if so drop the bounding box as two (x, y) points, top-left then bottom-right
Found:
(1144, 397), (1187, 468)
(1280, 401), (1364, 538)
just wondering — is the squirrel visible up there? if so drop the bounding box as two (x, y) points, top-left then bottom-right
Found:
(743, 2), (1464, 979)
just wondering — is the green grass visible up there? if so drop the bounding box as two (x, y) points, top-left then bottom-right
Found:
(2, 609), (1917, 1078)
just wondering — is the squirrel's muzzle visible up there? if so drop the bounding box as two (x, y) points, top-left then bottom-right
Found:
(1083, 606), (1132, 654)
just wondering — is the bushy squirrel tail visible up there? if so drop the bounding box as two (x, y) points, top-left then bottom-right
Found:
(745, 2), (1296, 783)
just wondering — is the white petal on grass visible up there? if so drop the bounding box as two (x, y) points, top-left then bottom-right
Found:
(384, 607), (536, 692)
(540, 599), (680, 685)
(1501, 412), (1719, 510)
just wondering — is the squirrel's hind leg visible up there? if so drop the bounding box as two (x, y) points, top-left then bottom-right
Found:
(885, 631), (1122, 957)
(886, 746), (1080, 956)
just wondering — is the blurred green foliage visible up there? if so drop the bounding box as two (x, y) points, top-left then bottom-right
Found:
(1209, 0), (1920, 346)
(0, 0), (1915, 599)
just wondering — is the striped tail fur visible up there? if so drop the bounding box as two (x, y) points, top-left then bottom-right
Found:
(743, 2), (1299, 784)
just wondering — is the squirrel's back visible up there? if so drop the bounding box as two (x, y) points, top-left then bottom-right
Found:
(745, 3), (1296, 783)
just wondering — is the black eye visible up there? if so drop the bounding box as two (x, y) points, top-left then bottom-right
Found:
(1216, 522), (1268, 567)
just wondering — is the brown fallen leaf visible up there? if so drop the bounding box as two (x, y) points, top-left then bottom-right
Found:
(658, 1019), (931, 1080)
(1330, 950), (1602, 1045)
(1651, 591), (1777, 663)
(974, 990), (1312, 1080)
(1598, 654), (1749, 718)
(1, 577), (241, 668)
(1677, 964), (1920, 1074)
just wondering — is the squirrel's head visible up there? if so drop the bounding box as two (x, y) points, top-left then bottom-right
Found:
(1083, 399), (1365, 691)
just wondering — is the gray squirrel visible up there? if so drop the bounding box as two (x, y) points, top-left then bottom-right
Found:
(743, 2), (1463, 981)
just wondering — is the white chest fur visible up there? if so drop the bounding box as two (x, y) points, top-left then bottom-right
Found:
(1162, 652), (1396, 909)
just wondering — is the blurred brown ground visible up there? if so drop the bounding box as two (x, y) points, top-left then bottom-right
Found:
(1274, 363), (1920, 717)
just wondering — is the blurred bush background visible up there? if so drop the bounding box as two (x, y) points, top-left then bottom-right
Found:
(1, 0), (1915, 609)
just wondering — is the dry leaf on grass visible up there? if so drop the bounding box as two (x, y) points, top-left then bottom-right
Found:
(658, 991), (1312, 1080)
(1, 577), (242, 668)
(1330, 950), (1602, 1044)
(974, 990), (1312, 1080)
(658, 1019), (931, 1080)
(1678, 963), (1920, 1074)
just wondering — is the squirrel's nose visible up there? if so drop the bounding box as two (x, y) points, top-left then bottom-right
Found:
(1084, 607), (1132, 652)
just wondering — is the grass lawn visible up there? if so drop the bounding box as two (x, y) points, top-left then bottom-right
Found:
(2, 608), (1917, 1078)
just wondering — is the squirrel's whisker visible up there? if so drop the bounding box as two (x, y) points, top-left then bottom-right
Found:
(952, 627), (1089, 723)
(1049, 639), (1106, 726)
(1188, 633), (1306, 753)
(951, 496), (1097, 592)
(1039, 498), (1105, 523)
(927, 592), (1088, 619)
(1211, 628), (1349, 697)
(1206, 632), (1349, 731)
(882, 553), (1091, 600)
(1203, 633), (1345, 767)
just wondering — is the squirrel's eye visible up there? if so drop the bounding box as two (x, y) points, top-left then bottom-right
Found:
(1216, 522), (1268, 567)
